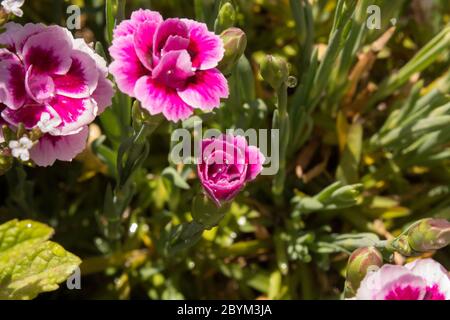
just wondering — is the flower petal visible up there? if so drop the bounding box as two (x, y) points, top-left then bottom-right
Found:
(109, 35), (147, 97)
(133, 20), (159, 71)
(1, 103), (56, 129)
(22, 26), (73, 75)
(182, 19), (224, 70)
(52, 51), (99, 99)
(246, 145), (266, 180)
(356, 264), (426, 300)
(50, 95), (97, 135)
(113, 9), (163, 38)
(153, 18), (189, 62)
(152, 50), (194, 89)
(30, 126), (89, 167)
(178, 69), (229, 111)
(135, 75), (193, 122)
(25, 66), (55, 103)
(92, 75), (114, 114)
(0, 56), (27, 109)
(405, 258), (450, 299)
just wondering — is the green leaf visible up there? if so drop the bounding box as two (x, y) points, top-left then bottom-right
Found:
(162, 167), (190, 190)
(0, 220), (81, 300)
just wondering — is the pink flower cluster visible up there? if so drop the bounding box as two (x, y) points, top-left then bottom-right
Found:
(109, 9), (229, 122)
(355, 258), (450, 300)
(0, 23), (114, 166)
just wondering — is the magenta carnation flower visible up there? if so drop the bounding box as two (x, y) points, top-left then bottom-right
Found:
(0, 22), (114, 166)
(197, 134), (265, 206)
(355, 258), (450, 300)
(109, 9), (229, 122)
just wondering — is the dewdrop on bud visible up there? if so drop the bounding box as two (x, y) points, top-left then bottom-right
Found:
(260, 55), (289, 90)
(286, 76), (298, 88)
(344, 247), (383, 298)
(218, 28), (247, 76)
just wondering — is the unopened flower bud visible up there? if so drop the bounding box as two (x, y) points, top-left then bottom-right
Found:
(330, 184), (363, 204)
(259, 55), (289, 90)
(388, 219), (450, 256)
(218, 27), (247, 76)
(407, 218), (450, 252)
(344, 247), (383, 298)
(214, 2), (236, 33)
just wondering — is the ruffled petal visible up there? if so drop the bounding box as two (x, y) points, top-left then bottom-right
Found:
(178, 69), (228, 111)
(153, 18), (188, 62)
(246, 145), (266, 180)
(52, 51), (99, 99)
(406, 258), (450, 299)
(162, 35), (189, 55)
(22, 26), (73, 75)
(30, 126), (89, 167)
(1, 103), (57, 129)
(92, 75), (114, 114)
(152, 50), (194, 89)
(25, 66), (55, 103)
(133, 20), (159, 71)
(0, 22), (23, 50)
(356, 264), (426, 300)
(0, 56), (27, 109)
(134, 75), (193, 122)
(50, 95), (97, 135)
(113, 9), (163, 38)
(109, 35), (147, 97)
(14, 22), (47, 54)
(182, 19), (224, 70)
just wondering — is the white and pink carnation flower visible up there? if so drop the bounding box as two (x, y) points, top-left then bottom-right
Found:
(0, 22), (114, 166)
(355, 258), (450, 300)
(109, 9), (229, 122)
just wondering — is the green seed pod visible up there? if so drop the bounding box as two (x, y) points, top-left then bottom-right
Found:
(344, 247), (383, 298)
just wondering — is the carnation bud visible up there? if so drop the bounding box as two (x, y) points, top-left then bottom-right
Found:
(407, 218), (450, 252)
(330, 184), (363, 204)
(260, 55), (289, 90)
(218, 28), (247, 76)
(344, 247), (383, 298)
(388, 219), (450, 256)
(214, 2), (236, 33)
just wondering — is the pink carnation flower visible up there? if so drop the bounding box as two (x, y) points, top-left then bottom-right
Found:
(197, 134), (265, 206)
(0, 23), (114, 166)
(109, 9), (229, 122)
(355, 258), (450, 300)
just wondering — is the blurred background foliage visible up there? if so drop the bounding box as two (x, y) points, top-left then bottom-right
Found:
(1, 0), (449, 299)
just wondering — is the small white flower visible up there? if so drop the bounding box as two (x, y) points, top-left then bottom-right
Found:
(37, 112), (61, 134)
(1, 0), (25, 18)
(9, 136), (32, 162)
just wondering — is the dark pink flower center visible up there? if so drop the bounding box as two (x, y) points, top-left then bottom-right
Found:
(384, 285), (422, 300)
(424, 284), (446, 300)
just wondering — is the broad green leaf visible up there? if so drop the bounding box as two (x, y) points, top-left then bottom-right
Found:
(0, 220), (81, 300)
